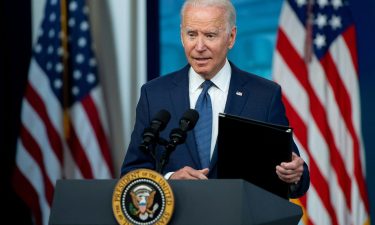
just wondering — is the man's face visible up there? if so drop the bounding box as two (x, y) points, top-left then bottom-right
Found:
(181, 5), (236, 79)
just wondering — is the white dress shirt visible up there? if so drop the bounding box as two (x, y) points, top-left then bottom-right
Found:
(164, 59), (231, 179)
(189, 59), (231, 159)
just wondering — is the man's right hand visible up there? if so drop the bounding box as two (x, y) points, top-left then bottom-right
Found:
(169, 166), (209, 180)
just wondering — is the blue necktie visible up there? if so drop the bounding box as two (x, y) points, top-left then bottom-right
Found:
(194, 80), (214, 168)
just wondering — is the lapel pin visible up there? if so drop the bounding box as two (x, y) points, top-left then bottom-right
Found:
(236, 91), (243, 96)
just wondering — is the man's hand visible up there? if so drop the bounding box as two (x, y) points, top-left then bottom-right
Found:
(276, 152), (304, 184)
(169, 166), (209, 180)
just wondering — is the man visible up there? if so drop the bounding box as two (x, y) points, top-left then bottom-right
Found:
(121, 0), (309, 198)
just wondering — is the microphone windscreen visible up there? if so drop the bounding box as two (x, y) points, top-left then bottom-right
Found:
(181, 109), (199, 130)
(153, 109), (171, 131)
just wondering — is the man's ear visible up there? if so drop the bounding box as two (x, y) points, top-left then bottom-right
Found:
(180, 25), (184, 47)
(181, 37), (184, 47)
(228, 26), (237, 49)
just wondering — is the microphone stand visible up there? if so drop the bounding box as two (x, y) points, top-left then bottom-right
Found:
(146, 108), (198, 174)
(158, 126), (188, 174)
(155, 138), (169, 174)
(140, 134), (175, 174)
(158, 140), (179, 174)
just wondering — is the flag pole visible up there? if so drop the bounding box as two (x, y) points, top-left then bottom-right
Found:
(60, 0), (70, 139)
(304, 0), (314, 63)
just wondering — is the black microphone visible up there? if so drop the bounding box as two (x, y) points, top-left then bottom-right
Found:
(158, 109), (199, 173)
(157, 109), (199, 173)
(169, 109), (199, 147)
(139, 109), (171, 152)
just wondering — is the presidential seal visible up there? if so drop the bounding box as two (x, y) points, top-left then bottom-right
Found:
(112, 169), (174, 225)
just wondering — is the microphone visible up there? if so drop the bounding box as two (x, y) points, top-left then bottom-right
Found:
(157, 109), (199, 173)
(168, 109), (199, 146)
(139, 109), (171, 152)
(158, 109), (199, 173)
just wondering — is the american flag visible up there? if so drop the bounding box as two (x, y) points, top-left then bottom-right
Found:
(12, 0), (113, 224)
(272, 0), (370, 224)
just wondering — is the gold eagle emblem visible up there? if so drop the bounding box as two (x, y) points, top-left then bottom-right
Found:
(129, 185), (159, 220)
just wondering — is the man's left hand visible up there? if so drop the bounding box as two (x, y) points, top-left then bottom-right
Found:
(276, 152), (304, 184)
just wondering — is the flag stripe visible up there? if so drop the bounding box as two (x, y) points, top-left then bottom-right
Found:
(21, 100), (62, 182)
(281, 96), (307, 150)
(279, 23), (352, 220)
(25, 83), (63, 163)
(81, 93), (114, 175)
(308, 186), (331, 225)
(275, 53), (310, 123)
(13, 168), (43, 225)
(283, 94), (339, 225)
(309, 61), (353, 211)
(316, 68), (355, 176)
(273, 0), (370, 224)
(303, 135), (339, 225)
(321, 51), (369, 211)
(308, 54), (355, 177)
(354, 147), (370, 211)
(66, 122), (94, 178)
(91, 86), (110, 138)
(352, 181), (368, 225)
(13, 1), (113, 224)
(20, 125), (55, 205)
(277, 29), (337, 224)
(28, 59), (64, 138)
(278, 26), (353, 210)
(341, 26), (359, 74)
(70, 100), (111, 178)
(278, 2), (306, 57)
(276, 28), (308, 88)
(331, 171), (352, 225)
(329, 29), (370, 212)
(16, 141), (50, 225)
(275, 47), (339, 223)
(332, 31), (362, 146)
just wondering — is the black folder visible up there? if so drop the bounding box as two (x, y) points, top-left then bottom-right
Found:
(217, 113), (293, 199)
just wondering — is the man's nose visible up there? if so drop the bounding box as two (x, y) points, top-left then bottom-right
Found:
(195, 36), (207, 51)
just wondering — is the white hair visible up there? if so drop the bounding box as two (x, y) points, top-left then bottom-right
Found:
(180, 0), (237, 33)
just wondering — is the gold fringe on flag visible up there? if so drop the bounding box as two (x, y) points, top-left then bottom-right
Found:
(290, 198), (308, 225)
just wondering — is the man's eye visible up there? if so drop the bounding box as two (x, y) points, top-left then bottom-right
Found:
(206, 34), (216, 39)
(187, 33), (196, 37)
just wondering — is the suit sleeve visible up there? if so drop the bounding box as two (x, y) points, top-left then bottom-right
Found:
(268, 85), (310, 198)
(120, 85), (155, 176)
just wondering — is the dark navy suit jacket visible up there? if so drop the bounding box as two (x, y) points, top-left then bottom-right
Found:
(121, 62), (310, 198)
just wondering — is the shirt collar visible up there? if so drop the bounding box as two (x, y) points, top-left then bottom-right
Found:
(189, 59), (231, 92)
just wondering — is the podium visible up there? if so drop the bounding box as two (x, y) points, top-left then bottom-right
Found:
(49, 179), (302, 225)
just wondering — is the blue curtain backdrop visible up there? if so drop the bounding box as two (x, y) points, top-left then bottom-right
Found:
(159, 0), (375, 220)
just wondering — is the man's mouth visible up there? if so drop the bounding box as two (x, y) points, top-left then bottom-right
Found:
(193, 57), (210, 63)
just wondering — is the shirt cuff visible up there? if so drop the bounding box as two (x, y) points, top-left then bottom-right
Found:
(164, 172), (174, 180)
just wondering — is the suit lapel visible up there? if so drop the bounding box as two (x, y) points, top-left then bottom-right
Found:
(210, 64), (250, 171)
(224, 65), (249, 116)
(169, 66), (202, 169)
